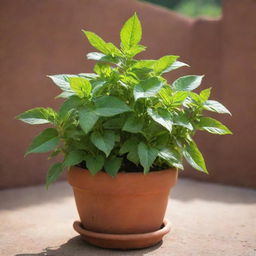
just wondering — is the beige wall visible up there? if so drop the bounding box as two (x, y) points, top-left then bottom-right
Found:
(0, 0), (255, 189)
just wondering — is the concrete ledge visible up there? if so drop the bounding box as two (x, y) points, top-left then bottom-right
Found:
(0, 179), (255, 256)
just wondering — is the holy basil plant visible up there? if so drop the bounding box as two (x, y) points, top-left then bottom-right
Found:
(16, 14), (232, 187)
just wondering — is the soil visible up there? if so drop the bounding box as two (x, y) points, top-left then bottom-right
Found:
(77, 155), (168, 173)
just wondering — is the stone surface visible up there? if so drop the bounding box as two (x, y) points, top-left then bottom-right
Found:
(0, 0), (256, 189)
(0, 179), (255, 256)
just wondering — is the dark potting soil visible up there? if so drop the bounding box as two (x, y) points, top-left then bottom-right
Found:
(77, 156), (167, 173)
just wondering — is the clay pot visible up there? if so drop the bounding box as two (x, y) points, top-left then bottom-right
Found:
(68, 166), (177, 249)
(68, 166), (177, 232)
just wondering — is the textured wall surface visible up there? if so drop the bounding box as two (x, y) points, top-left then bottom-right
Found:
(0, 0), (255, 189)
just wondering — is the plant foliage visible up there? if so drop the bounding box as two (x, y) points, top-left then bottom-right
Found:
(16, 14), (232, 186)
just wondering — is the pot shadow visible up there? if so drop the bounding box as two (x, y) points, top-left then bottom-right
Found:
(15, 236), (163, 256)
(171, 178), (256, 204)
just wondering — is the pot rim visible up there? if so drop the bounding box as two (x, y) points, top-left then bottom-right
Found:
(68, 166), (178, 194)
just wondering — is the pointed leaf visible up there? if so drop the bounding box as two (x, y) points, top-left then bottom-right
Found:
(153, 55), (178, 74)
(172, 112), (193, 130)
(120, 13), (142, 50)
(119, 138), (140, 165)
(103, 117), (125, 129)
(138, 142), (159, 174)
(59, 96), (81, 117)
(147, 108), (173, 132)
(204, 100), (231, 115)
(122, 114), (143, 133)
(104, 156), (122, 177)
(197, 117), (232, 135)
(172, 75), (204, 91)
(69, 77), (92, 98)
(90, 131), (115, 156)
(87, 52), (120, 64)
(126, 44), (146, 57)
(163, 60), (189, 73)
(46, 163), (64, 188)
(200, 88), (211, 102)
(63, 150), (85, 167)
(158, 148), (183, 169)
(85, 154), (105, 175)
(134, 77), (163, 100)
(16, 107), (57, 125)
(48, 74), (78, 91)
(83, 31), (121, 56)
(79, 107), (99, 134)
(94, 96), (131, 116)
(82, 31), (110, 55)
(26, 128), (59, 155)
(183, 140), (208, 173)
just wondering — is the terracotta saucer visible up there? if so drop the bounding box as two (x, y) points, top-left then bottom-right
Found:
(73, 219), (171, 250)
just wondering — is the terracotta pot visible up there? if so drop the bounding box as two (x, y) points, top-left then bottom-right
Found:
(68, 166), (177, 235)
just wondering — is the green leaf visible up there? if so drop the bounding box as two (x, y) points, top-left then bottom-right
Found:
(153, 55), (178, 74)
(26, 128), (59, 156)
(103, 117), (125, 129)
(203, 100), (231, 115)
(122, 114), (143, 133)
(63, 150), (85, 167)
(158, 148), (183, 169)
(78, 73), (98, 79)
(79, 107), (99, 134)
(172, 75), (204, 91)
(120, 13), (142, 50)
(127, 151), (140, 165)
(138, 142), (159, 174)
(56, 91), (75, 99)
(147, 108), (173, 132)
(82, 31), (109, 55)
(46, 163), (64, 188)
(132, 60), (155, 69)
(94, 63), (112, 77)
(125, 44), (146, 57)
(83, 31), (121, 56)
(91, 80), (107, 95)
(104, 156), (122, 177)
(94, 96), (131, 116)
(87, 52), (120, 64)
(197, 117), (232, 135)
(105, 42), (123, 56)
(84, 154), (105, 175)
(134, 77), (163, 100)
(172, 91), (189, 105)
(158, 87), (172, 105)
(90, 131), (116, 156)
(172, 112), (193, 130)
(163, 60), (189, 73)
(183, 140), (208, 173)
(59, 96), (81, 117)
(200, 88), (211, 102)
(16, 107), (57, 125)
(69, 77), (92, 98)
(119, 138), (137, 154)
(119, 138), (139, 165)
(47, 74), (73, 91)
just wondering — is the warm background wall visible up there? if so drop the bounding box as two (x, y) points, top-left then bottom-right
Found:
(0, 0), (255, 189)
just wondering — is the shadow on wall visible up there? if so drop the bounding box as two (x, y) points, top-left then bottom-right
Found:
(15, 236), (163, 256)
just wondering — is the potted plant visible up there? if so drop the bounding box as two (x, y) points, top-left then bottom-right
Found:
(16, 14), (232, 250)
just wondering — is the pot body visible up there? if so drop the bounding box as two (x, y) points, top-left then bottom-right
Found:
(68, 166), (177, 234)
